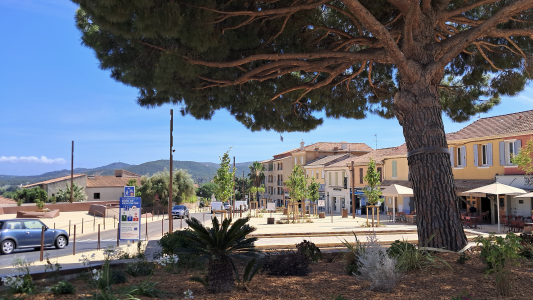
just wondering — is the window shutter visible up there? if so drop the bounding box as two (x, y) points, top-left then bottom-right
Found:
(359, 168), (363, 184)
(450, 147), (454, 167)
(322, 170), (324, 178)
(514, 140), (522, 155)
(329, 172), (331, 185)
(487, 143), (493, 166)
(377, 167), (382, 181)
(499, 141), (505, 166)
(461, 146), (466, 167)
(392, 161), (397, 177)
(473, 144), (478, 166)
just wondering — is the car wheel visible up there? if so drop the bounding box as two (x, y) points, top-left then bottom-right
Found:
(1, 240), (15, 255)
(55, 236), (67, 250)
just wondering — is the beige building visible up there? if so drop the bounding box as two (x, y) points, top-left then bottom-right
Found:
(262, 141), (372, 206)
(23, 174), (87, 199)
(323, 148), (394, 213)
(86, 170), (141, 201)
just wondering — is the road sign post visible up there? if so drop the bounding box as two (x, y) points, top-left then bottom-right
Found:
(119, 191), (142, 241)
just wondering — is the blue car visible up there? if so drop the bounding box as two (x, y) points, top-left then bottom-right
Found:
(0, 219), (69, 255)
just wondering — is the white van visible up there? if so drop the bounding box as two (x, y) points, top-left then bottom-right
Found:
(234, 201), (248, 211)
(211, 202), (224, 214)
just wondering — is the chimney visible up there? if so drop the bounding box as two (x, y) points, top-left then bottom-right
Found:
(300, 140), (305, 150)
(341, 141), (347, 150)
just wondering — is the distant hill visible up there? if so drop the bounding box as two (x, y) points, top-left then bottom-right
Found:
(0, 160), (254, 186)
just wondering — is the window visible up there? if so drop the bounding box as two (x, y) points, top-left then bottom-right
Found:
(94, 193), (101, 200)
(322, 170), (324, 178)
(306, 171), (309, 178)
(301, 156), (304, 165)
(280, 163), (282, 170)
(295, 157), (297, 165)
(499, 140), (521, 166)
(24, 220), (44, 229)
(377, 167), (382, 182)
(457, 147), (463, 166)
(392, 160), (397, 178)
(359, 168), (363, 184)
(451, 145), (466, 167)
(474, 143), (493, 166)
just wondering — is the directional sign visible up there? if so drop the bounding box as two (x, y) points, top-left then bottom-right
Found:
(119, 196), (141, 240)
(124, 186), (135, 197)
(318, 200), (326, 207)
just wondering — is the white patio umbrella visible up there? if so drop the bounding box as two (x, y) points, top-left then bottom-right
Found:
(463, 182), (526, 232)
(381, 184), (414, 223)
(515, 192), (533, 198)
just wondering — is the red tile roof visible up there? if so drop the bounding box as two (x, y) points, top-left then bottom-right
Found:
(23, 174), (86, 188)
(329, 147), (396, 167)
(86, 176), (141, 188)
(272, 142), (372, 158)
(383, 144), (407, 157)
(0, 196), (16, 205)
(447, 109), (533, 141)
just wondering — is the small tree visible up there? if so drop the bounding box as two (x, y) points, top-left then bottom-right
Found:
(512, 139), (533, 181)
(308, 177), (320, 215)
(285, 165), (307, 222)
(213, 149), (236, 204)
(56, 183), (87, 202)
(363, 158), (382, 226)
(13, 187), (48, 204)
(196, 182), (218, 199)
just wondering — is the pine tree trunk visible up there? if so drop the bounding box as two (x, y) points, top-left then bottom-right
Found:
(394, 72), (468, 252)
(207, 255), (235, 293)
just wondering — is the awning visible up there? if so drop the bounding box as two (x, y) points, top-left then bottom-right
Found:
(381, 184), (414, 197)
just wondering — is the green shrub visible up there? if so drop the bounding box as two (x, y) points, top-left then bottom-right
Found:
(129, 278), (167, 298)
(51, 281), (76, 295)
(125, 260), (154, 277)
(341, 233), (365, 275)
(387, 238), (449, 273)
(157, 229), (203, 272)
(456, 252), (470, 264)
(261, 251), (310, 276)
(296, 240), (322, 263)
(474, 233), (522, 297)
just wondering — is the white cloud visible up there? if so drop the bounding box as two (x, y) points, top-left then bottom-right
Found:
(0, 156), (67, 164)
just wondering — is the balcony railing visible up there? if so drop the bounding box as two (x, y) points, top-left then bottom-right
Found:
(277, 180), (283, 186)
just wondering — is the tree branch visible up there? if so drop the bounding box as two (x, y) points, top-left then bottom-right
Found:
(442, 0), (500, 19)
(341, 0), (412, 80)
(434, 0), (533, 69)
(189, 0), (329, 17)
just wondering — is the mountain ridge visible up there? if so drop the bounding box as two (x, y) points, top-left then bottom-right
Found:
(0, 160), (255, 186)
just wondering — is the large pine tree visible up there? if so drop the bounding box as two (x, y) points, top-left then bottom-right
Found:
(73, 0), (533, 251)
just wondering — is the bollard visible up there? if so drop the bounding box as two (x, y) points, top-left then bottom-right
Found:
(203, 212), (205, 222)
(145, 211), (148, 240)
(69, 220), (71, 236)
(97, 224), (101, 250)
(117, 227), (120, 247)
(40, 226), (45, 262)
(103, 212), (105, 230)
(152, 211), (154, 221)
(93, 214), (95, 231)
(54, 223), (55, 229)
(73, 225), (76, 255)
(180, 216), (183, 229)
(161, 218), (164, 236)
(331, 208), (333, 223)
(114, 215), (116, 228)
(240, 205), (242, 218)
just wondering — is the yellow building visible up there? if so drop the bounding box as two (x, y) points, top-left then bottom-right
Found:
(382, 110), (533, 221)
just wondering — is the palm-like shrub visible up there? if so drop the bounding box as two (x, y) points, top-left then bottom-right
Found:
(179, 216), (257, 293)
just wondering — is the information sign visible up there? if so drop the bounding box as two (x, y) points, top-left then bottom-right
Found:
(124, 186), (135, 197)
(119, 196), (142, 240)
(318, 200), (326, 207)
(267, 203), (276, 211)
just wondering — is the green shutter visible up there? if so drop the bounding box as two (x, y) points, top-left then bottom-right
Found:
(392, 160), (397, 178)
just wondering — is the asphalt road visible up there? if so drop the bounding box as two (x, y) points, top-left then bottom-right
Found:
(0, 212), (212, 268)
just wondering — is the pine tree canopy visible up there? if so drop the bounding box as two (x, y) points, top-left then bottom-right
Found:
(73, 0), (533, 132)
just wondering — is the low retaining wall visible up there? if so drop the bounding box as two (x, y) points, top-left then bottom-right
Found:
(16, 209), (60, 219)
(0, 201), (119, 215)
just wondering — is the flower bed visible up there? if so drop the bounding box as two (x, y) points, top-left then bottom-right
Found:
(14, 252), (533, 300)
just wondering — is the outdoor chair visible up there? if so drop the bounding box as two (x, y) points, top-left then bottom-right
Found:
(509, 220), (519, 232)
(517, 222), (525, 232)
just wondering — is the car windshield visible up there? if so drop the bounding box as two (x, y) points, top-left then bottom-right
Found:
(173, 205), (186, 210)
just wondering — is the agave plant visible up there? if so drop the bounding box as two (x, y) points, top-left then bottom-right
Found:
(179, 216), (258, 293)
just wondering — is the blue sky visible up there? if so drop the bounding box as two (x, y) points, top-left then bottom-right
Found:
(1, 0), (533, 176)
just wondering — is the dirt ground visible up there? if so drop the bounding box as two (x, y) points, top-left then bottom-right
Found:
(19, 252), (533, 300)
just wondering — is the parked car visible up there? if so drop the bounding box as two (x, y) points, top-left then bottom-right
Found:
(234, 201), (248, 211)
(0, 219), (69, 255)
(211, 202), (223, 214)
(171, 205), (189, 219)
(223, 203), (232, 211)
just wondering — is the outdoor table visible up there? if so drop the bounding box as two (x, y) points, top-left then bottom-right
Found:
(524, 222), (533, 227)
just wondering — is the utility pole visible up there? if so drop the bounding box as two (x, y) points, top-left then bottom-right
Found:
(169, 109), (173, 232)
(70, 141), (74, 203)
(233, 156), (236, 206)
(351, 161), (355, 218)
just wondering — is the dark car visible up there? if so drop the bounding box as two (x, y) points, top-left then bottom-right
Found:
(171, 205), (189, 219)
(0, 219), (69, 255)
